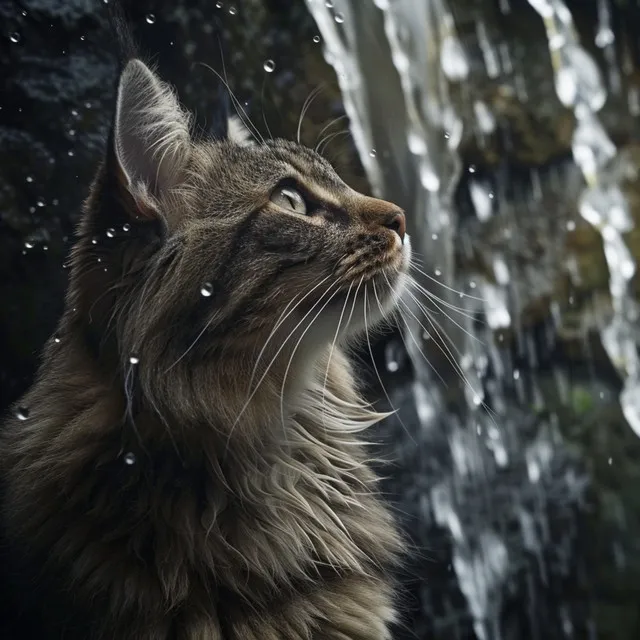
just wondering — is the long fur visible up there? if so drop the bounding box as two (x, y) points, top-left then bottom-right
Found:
(0, 52), (410, 639)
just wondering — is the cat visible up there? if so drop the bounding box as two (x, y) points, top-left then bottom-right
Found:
(0, 32), (410, 640)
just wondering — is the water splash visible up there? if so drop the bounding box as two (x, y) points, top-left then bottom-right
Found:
(528, 0), (640, 437)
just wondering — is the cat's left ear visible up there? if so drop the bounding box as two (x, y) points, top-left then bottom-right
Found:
(113, 59), (192, 217)
(227, 115), (255, 146)
(209, 83), (255, 146)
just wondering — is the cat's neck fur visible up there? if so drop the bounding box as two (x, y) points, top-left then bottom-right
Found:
(2, 322), (400, 636)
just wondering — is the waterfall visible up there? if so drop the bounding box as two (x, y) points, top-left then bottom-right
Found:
(526, 0), (640, 436)
(306, 0), (636, 637)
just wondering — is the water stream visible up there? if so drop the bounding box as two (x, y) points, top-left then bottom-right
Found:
(306, 0), (639, 637)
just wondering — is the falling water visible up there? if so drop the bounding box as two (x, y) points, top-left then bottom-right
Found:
(307, 0), (636, 637)
(526, 0), (640, 437)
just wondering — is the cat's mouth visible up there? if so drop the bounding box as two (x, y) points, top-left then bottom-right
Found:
(330, 234), (411, 323)
(338, 233), (409, 284)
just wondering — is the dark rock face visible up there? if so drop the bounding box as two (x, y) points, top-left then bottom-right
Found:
(2, 1), (640, 639)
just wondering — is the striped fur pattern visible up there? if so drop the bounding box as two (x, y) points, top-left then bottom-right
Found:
(0, 59), (410, 639)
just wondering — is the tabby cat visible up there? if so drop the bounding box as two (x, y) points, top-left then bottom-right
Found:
(0, 41), (410, 640)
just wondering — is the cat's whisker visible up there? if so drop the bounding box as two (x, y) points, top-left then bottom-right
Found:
(248, 274), (334, 392)
(409, 258), (486, 302)
(279, 285), (345, 449)
(260, 74), (275, 140)
(400, 293), (466, 369)
(297, 83), (326, 145)
(384, 275), (448, 387)
(407, 275), (481, 320)
(321, 280), (356, 430)
(314, 114), (348, 153)
(226, 281), (340, 454)
(316, 130), (349, 157)
(396, 295), (499, 424)
(197, 61), (265, 147)
(164, 315), (217, 373)
(364, 283), (417, 445)
(398, 312), (450, 388)
(405, 283), (484, 346)
(214, 44), (266, 147)
(380, 274), (450, 388)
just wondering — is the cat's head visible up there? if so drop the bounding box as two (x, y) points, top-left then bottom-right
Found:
(68, 59), (409, 404)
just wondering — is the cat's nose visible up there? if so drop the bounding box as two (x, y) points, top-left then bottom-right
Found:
(383, 211), (406, 243)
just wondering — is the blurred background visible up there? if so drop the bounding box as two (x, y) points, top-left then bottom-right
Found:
(2, 0), (640, 638)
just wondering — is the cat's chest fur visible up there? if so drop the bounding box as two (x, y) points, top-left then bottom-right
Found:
(0, 346), (400, 639)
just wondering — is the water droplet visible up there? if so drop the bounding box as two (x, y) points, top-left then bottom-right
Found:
(68, 128), (76, 137)
(325, 0), (335, 7)
(474, 101), (496, 134)
(43, 245), (48, 251)
(407, 129), (427, 155)
(313, 35), (321, 43)
(440, 35), (469, 81)
(566, 220), (576, 231)
(124, 452), (136, 465)
(129, 354), (140, 365)
(84, 101), (92, 109)
(16, 407), (29, 421)
(263, 59), (276, 73)
(26, 175), (33, 183)
(595, 27), (614, 48)
(369, 148), (377, 158)
(228, 5), (237, 14)
(21, 10), (28, 16)
(36, 198), (45, 208)
(434, 268), (442, 277)
(106, 228), (115, 238)
(67, 150), (74, 157)
(146, 14), (156, 24)
(80, 35), (85, 41)
(493, 256), (510, 285)
(216, 1), (223, 7)
(201, 282), (214, 297)
(54, 335), (61, 343)
(420, 163), (440, 192)
(24, 241), (34, 249)
(123, 223), (131, 232)
(334, 12), (345, 23)
(9, 32), (21, 44)
(470, 180), (494, 221)
(70, 108), (79, 118)
(91, 237), (98, 245)
(385, 340), (405, 373)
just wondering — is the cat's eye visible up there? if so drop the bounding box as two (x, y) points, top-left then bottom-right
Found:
(270, 186), (307, 215)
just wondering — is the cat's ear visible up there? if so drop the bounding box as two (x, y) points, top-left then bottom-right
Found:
(113, 59), (191, 216)
(227, 115), (255, 146)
